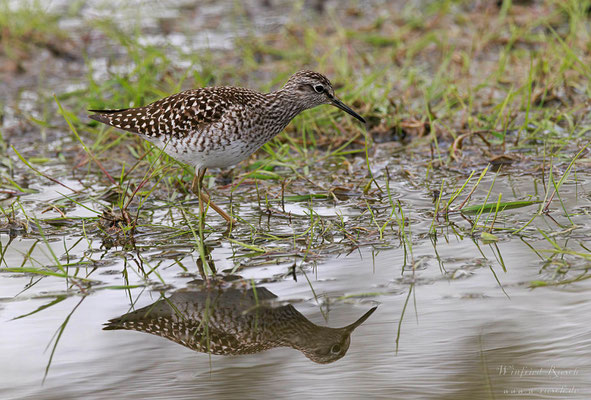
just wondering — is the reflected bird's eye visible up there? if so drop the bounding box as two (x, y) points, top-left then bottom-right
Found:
(330, 344), (341, 354)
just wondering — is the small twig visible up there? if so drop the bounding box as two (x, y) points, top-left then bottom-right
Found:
(41, 204), (67, 218)
(122, 147), (155, 182)
(542, 188), (557, 214)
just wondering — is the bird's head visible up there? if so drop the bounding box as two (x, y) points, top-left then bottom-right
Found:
(282, 70), (366, 124)
(296, 306), (377, 364)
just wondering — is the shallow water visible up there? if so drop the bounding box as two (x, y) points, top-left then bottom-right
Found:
(1, 169), (591, 399)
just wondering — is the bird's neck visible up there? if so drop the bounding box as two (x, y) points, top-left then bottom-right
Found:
(266, 89), (308, 127)
(263, 305), (326, 349)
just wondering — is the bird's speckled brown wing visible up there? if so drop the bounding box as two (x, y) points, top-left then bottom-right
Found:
(89, 87), (260, 139)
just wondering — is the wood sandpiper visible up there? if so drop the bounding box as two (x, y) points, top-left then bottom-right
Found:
(89, 70), (366, 225)
(104, 280), (377, 363)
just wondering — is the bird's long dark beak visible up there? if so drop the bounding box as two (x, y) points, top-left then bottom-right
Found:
(343, 306), (377, 333)
(331, 97), (366, 124)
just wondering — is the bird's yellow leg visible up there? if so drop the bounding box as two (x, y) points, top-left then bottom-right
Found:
(194, 168), (236, 226)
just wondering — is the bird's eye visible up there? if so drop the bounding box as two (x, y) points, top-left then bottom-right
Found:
(313, 85), (324, 93)
(330, 344), (341, 354)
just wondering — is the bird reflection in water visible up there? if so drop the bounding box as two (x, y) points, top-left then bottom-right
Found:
(104, 278), (376, 364)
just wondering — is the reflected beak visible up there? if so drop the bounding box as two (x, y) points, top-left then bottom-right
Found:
(331, 97), (366, 124)
(344, 306), (377, 333)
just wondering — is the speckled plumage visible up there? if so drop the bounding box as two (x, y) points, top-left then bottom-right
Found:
(104, 281), (376, 364)
(89, 70), (365, 170)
